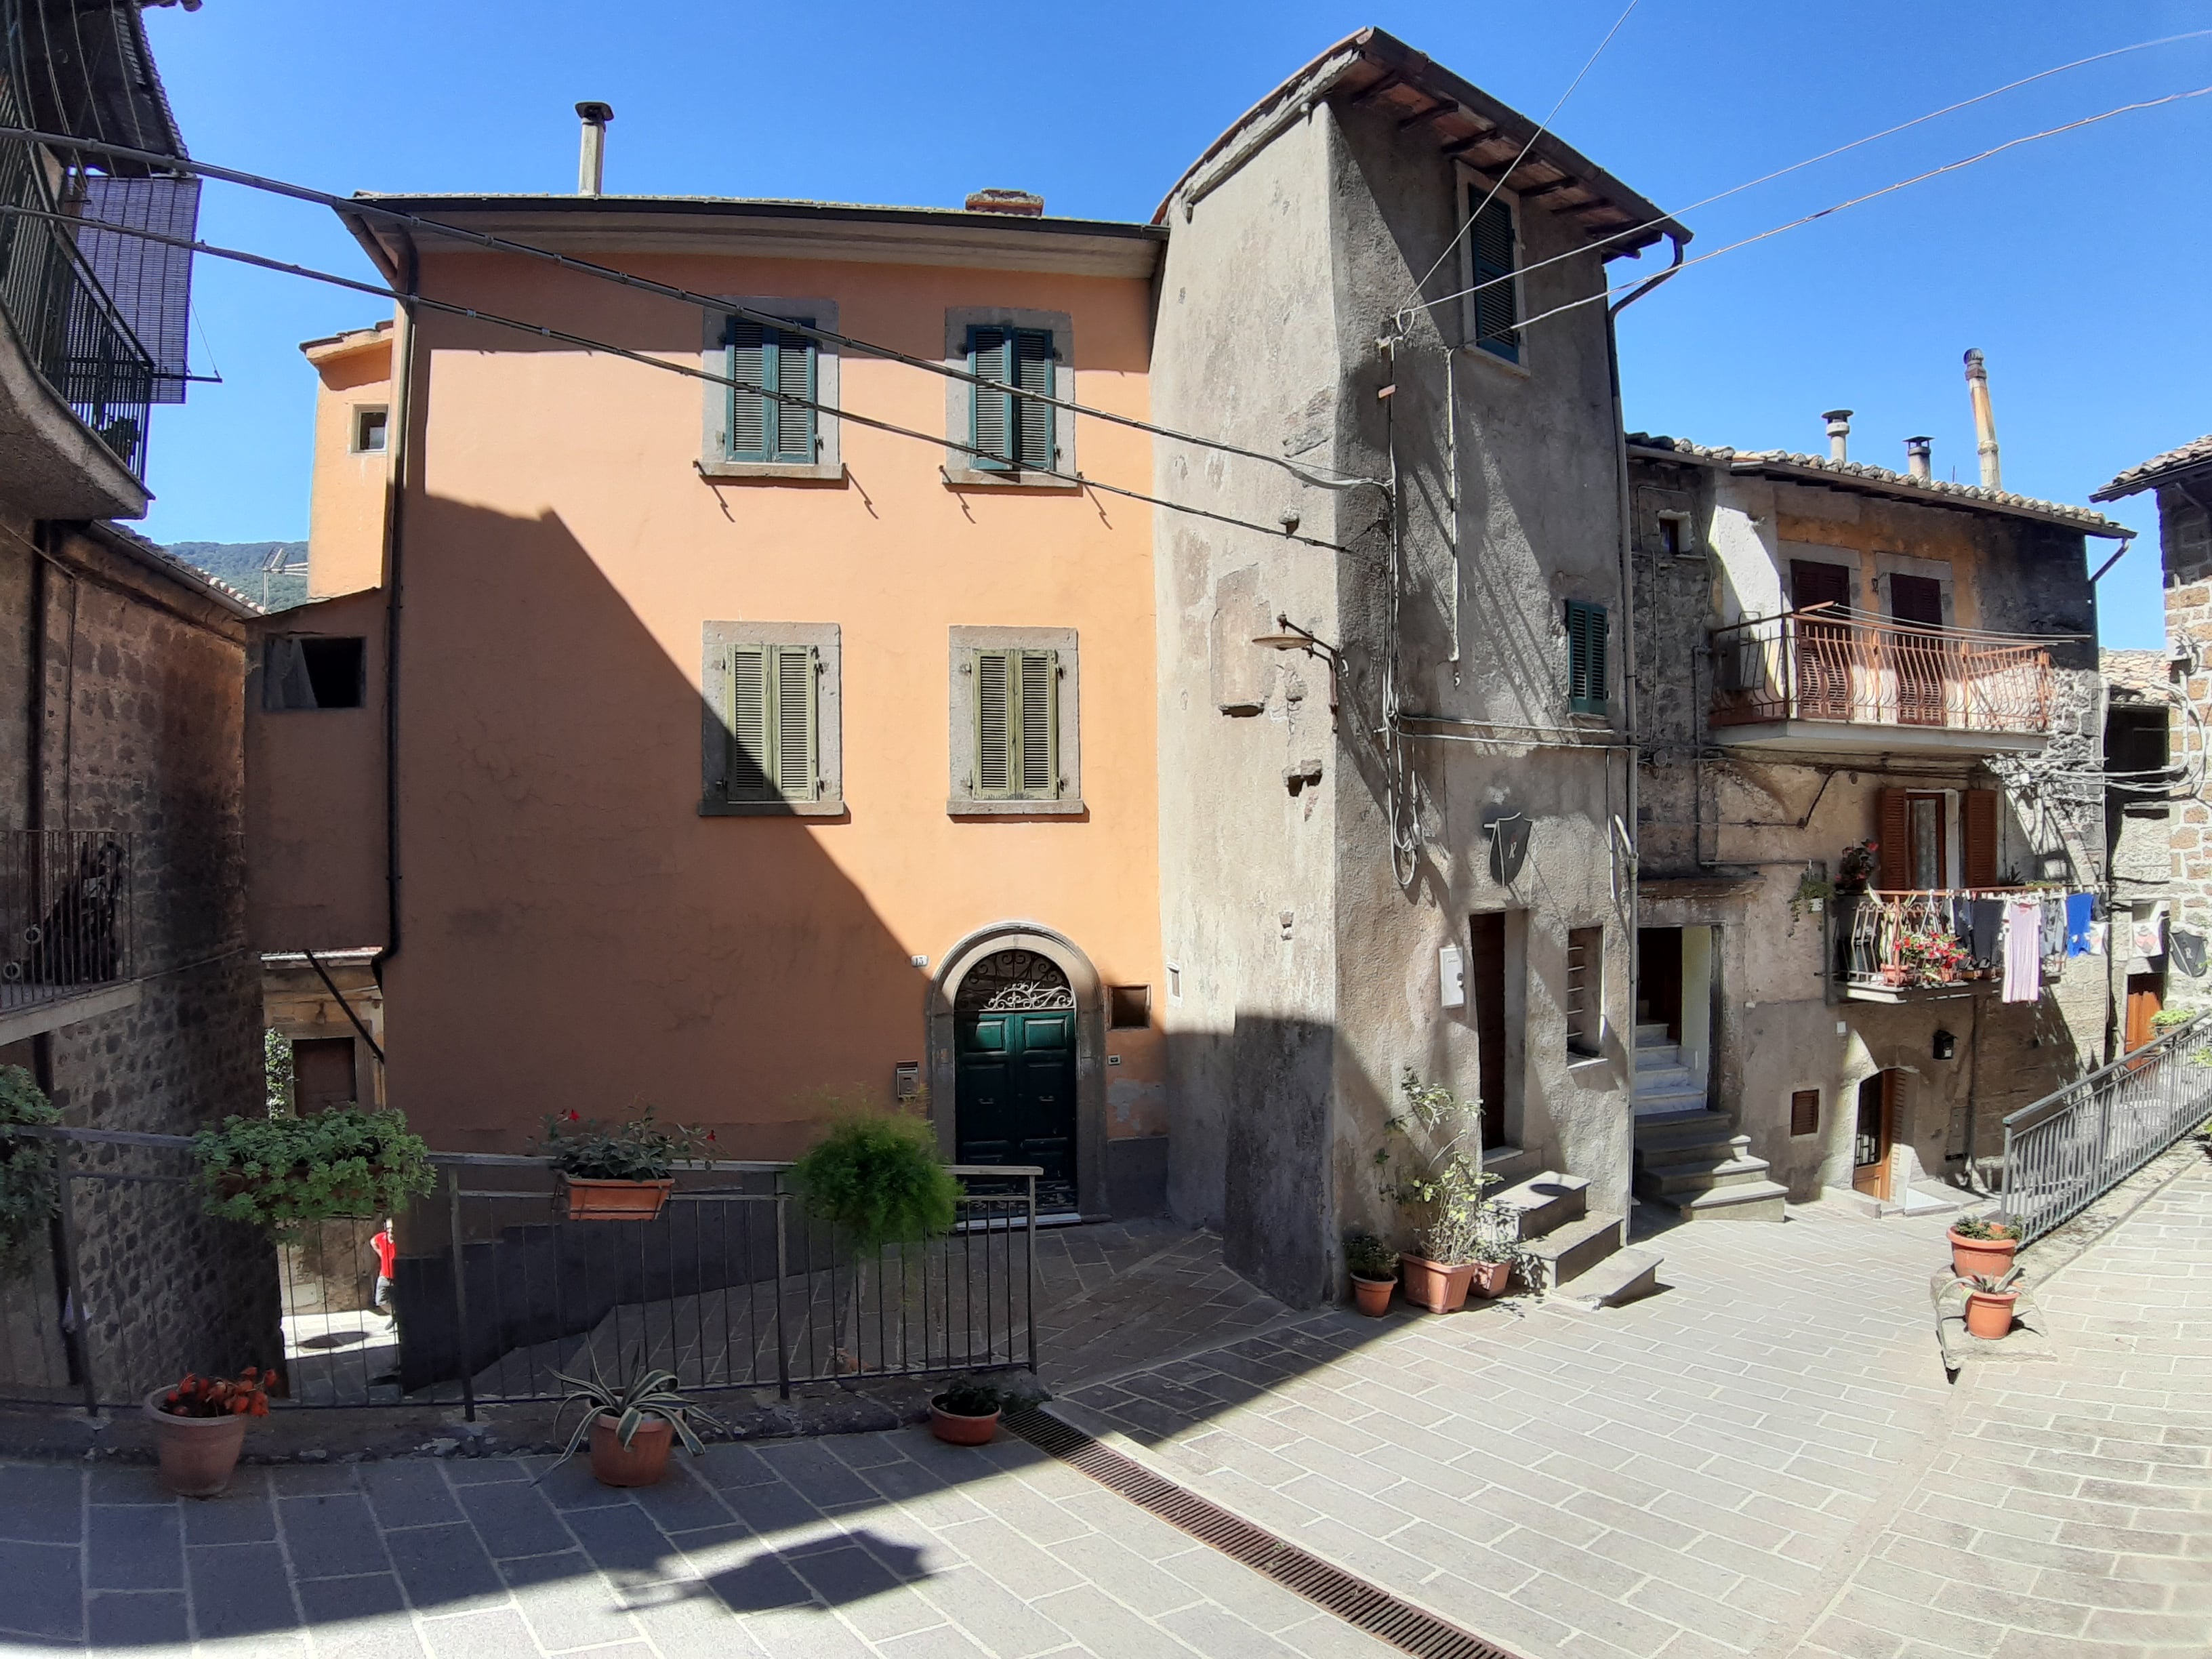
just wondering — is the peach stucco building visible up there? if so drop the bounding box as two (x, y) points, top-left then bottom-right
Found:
(248, 196), (1170, 1216)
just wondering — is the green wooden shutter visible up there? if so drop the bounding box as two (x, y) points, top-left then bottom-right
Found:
(975, 649), (1012, 793)
(773, 645), (819, 798)
(726, 320), (769, 461)
(767, 323), (817, 464)
(1012, 329), (1056, 472)
(1567, 601), (1608, 714)
(1470, 196), (1520, 363)
(1018, 649), (1059, 796)
(968, 326), (1015, 470)
(726, 645), (771, 798)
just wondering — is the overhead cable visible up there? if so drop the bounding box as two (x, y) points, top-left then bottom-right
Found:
(0, 124), (1382, 494)
(0, 201), (1353, 554)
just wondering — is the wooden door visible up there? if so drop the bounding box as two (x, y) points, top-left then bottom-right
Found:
(956, 1006), (1078, 1211)
(1851, 1071), (1894, 1200)
(1790, 560), (1855, 720)
(1890, 574), (1949, 726)
(2125, 974), (2164, 1053)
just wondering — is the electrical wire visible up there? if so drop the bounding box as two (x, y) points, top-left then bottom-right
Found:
(0, 200), (1353, 554)
(0, 124), (1383, 495)
(1414, 27), (2212, 320)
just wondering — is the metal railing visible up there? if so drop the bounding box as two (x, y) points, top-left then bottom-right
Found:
(0, 83), (158, 476)
(1832, 887), (2033, 994)
(1, 830), (134, 1013)
(1711, 607), (2053, 735)
(0, 1126), (1038, 1416)
(2000, 1011), (2212, 1242)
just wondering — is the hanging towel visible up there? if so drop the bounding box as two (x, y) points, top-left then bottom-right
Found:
(2066, 892), (2093, 957)
(2088, 920), (2108, 956)
(2003, 899), (2042, 1003)
(1968, 898), (2005, 966)
(2136, 907), (2167, 960)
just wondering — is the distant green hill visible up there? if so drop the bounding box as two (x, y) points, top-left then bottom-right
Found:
(163, 541), (310, 611)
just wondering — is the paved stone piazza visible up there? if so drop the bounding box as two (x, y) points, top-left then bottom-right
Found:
(1, 1155), (2207, 1658)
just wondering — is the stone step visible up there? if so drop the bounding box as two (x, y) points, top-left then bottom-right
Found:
(1634, 1064), (1694, 1094)
(1671, 1181), (1790, 1221)
(1639, 1152), (1778, 1200)
(1636, 1131), (1744, 1172)
(1526, 1212), (1623, 1290)
(1554, 1245), (1664, 1309)
(1482, 1142), (1540, 1187)
(1632, 1095), (1711, 1120)
(1489, 1171), (1589, 1240)
(1634, 1042), (1682, 1070)
(1633, 1022), (1672, 1046)
(1633, 1111), (1737, 1151)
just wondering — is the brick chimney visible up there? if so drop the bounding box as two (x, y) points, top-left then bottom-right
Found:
(965, 189), (1044, 217)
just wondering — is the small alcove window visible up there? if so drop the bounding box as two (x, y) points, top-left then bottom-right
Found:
(1109, 986), (1151, 1029)
(264, 636), (366, 711)
(353, 407), (388, 453)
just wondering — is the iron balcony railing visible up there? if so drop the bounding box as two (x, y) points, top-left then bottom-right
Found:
(0, 1125), (1038, 1416)
(1711, 607), (2053, 736)
(1, 830), (134, 1013)
(0, 93), (158, 476)
(1831, 887), (2041, 996)
(2000, 1011), (2212, 1242)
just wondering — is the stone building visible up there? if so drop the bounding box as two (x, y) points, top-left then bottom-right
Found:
(1149, 29), (1685, 1306)
(1626, 420), (2126, 1212)
(2095, 435), (2212, 1018)
(0, 0), (277, 1395)
(2099, 648), (2181, 1042)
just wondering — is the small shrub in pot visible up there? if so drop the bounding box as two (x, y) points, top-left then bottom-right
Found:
(1948, 1214), (2020, 1279)
(1343, 1231), (1399, 1316)
(192, 1107), (434, 1240)
(537, 1106), (712, 1220)
(930, 1378), (1004, 1445)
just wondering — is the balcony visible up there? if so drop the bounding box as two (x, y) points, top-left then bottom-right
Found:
(1831, 888), (2032, 1004)
(1710, 607), (2053, 756)
(0, 830), (137, 1043)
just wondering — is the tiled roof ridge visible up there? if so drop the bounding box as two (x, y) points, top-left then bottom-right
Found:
(1625, 432), (2121, 530)
(2093, 434), (2212, 502)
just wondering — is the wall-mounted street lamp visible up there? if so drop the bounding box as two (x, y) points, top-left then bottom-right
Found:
(1251, 614), (1341, 722)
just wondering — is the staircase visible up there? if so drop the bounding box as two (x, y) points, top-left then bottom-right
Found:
(1490, 1170), (1661, 1308)
(1631, 1019), (1789, 1221)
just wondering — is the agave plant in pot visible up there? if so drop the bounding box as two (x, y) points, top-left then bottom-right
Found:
(1959, 1266), (2024, 1340)
(1376, 1070), (1497, 1315)
(544, 1353), (726, 1487)
(537, 1105), (712, 1221)
(1343, 1231), (1399, 1317)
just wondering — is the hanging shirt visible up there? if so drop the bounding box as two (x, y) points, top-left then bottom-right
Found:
(2066, 893), (2093, 958)
(2087, 920), (2108, 956)
(2003, 899), (2042, 1003)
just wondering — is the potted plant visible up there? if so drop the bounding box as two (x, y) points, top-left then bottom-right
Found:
(1948, 1214), (2020, 1278)
(0, 1067), (60, 1277)
(929, 1378), (1004, 1445)
(791, 1107), (962, 1365)
(144, 1368), (276, 1496)
(537, 1106), (712, 1221)
(1343, 1232), (1399, 1316)
(1959, 1266), (2024, 1340)
(545, 1355), (724, 1487)
(1898, 928), (1965, 987)
(193, 1107), (434, 1240)
(1376, 1071), (1496, 1315)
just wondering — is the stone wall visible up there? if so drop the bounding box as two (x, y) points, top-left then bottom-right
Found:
(2158, 478), (2212, 1012)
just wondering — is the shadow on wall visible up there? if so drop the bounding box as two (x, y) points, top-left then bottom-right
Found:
(375, 490), (931, 1158)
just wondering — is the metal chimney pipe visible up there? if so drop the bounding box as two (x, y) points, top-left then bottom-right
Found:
(1964, 348), (2000, 489)
(1822, 409), (1853, 464)
(575, 101), (613, 195)
(1905, 436), (1932, 480)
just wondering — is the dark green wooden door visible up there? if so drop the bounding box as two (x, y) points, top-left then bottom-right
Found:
(955, 1006), (1077, 1211)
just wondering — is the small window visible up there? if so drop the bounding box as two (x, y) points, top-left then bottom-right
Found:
(968, 325), (1056, 472)
(292, 1037), (357, 1111)
(1565, 926), (1602, 1059)
(1462, 186), (1521, 363)
(1658, 516), (1681, 558)
(1565, 600), (1609, 716)
(949, 628), (1080, 814)
(264, 636), (365, 711)
(701, 622), (842, 815)
(352, 407), (388, 453)
(726, 317), (817, 465)
(1790, 1089), (1821, 1138)
(1109, 986), (1151, 1029)
(1168, 964), (1182, 1002)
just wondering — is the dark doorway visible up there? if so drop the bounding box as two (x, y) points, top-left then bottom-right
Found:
(1853, 1071), (1896, 1200)
(1889, 575), (1948, 726)
(954, 949), (1078, 1211)
(1470, 912), (1509, 1148)
(1790, 559), (1855, 720)
(1637, 926), (1683, 1042)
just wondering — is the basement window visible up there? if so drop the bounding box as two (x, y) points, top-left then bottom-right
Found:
(1565, 926), (1602, 1059)
(264, 636), (365, 711)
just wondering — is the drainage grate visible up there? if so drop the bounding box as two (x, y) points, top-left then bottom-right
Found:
(1006, 1410), (1524, 1659)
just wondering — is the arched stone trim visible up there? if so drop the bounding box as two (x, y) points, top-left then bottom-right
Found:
(926, 921), (1107, 1218)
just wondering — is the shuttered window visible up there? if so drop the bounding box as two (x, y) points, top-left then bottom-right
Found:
(968, 325), (1057, 472)
(1963, 789), (2000, 888)
(726, 317), (817, 464)
(971, 647), (1060, 799)
(1790, 1090), (1821, 1137)
(1469, 194), (1520, 363)
(1565, 600), (1608, 715)
(721, 643), (820, 804)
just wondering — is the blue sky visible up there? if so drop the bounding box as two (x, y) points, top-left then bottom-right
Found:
(137, 1), (2211, 647)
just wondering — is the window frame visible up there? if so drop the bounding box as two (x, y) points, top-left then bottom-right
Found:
(700, 621), (844, 816)
(1454, 171), (1525, 369)
(947, 625), (1082, 816)
(697, 298), (843, 482)
(1565, 924), (1603, 1060)
(942, 307), (1076, 488)
(351, 405), (389, 455)
(1565, 599), (1610, 717)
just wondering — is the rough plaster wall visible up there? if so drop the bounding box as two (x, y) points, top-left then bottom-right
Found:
(2159, 480), (2212, 1011)
(0, 509), (32, 831)
(1322, 99), (1637, 1245)
(1151, 104), (1344, 1300)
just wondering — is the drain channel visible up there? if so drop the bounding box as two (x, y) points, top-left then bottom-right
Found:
(1006, 1409), (1523, 1659)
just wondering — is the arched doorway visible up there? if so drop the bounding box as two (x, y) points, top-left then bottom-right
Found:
(953, 948), (1079, 1212)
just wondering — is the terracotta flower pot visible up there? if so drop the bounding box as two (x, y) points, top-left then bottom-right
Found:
(1469, 1259), (1512, 1299)
(1881, 965), (1906, 987)
(1399, 1254), (1477, 1315)
(1350, 1274), (1395, 1317)
(588, 1412), (674, 1486)
(562, 1177), (674, 1221)
(1948, 1228), (2018, 1280)
(143, 1389), (249, 1497)
(1963, 1288), (2019, 1340)
(929, 1404), (1001, 1446)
